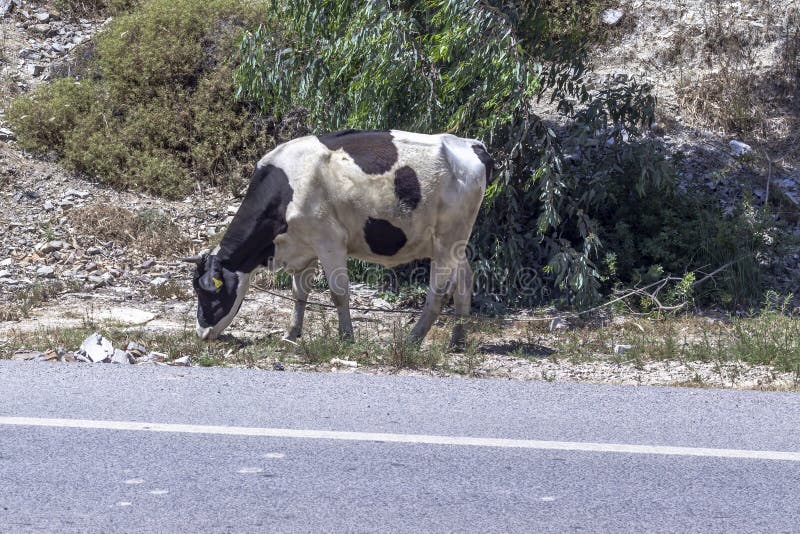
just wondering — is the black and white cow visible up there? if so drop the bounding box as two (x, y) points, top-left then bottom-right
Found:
(185, 129), (493, 347)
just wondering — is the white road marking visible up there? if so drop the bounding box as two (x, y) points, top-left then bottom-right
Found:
(3, 416), (800, 462)
(237, 467), (264, 474)
(124, 478), (145, 485)
(263, 452), (285, 459)
(149, 489), (169, 495)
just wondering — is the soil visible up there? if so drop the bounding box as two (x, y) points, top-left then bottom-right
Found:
(1, 0), (798, 390)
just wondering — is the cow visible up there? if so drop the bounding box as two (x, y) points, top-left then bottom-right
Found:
(183, 129), (493, 348)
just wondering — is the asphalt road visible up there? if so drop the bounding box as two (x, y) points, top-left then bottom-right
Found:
(2, 360), (800, 533)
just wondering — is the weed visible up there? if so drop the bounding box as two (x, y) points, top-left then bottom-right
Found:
(149, 280), (190, 301)
(0, 281), (75, 321)
(384, 321), (446, 369)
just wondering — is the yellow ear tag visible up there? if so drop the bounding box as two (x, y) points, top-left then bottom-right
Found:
(212, 276), (223, 291)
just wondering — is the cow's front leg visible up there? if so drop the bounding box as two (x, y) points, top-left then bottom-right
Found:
(318, 251), (354, 342)
(284, 262), (316, 342)
(408, 259), (454, 344)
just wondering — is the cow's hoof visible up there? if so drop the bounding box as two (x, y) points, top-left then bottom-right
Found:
(448, 325), (467, 351)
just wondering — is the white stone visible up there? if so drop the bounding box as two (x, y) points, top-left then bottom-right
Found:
(729, 140), (752, 157)
(79, 333), (114, 363)
(370, 297), (392, 310)
(111, 349), (132, 364)
(614, 344), (633, 355)
(36, 265), (55, 278)
(601, 9), (624, 25)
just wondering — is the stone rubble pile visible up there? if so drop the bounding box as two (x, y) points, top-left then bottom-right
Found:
(11, 332), (191, 365)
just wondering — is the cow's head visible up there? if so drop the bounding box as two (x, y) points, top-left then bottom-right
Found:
(184, 253), (250, 340)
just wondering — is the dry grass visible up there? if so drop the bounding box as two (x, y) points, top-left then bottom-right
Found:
(68, 203), (191, 257)
(667, 0), (799, 149)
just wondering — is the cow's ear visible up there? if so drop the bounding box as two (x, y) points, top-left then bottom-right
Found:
(198, 257), (224, 292)
(199, 271), (222, 293)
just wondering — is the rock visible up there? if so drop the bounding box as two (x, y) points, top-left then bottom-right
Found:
(36, 265), (55, 278)
(64, 188), (90, 199)
(549, 317), (569, 332)
(140, 258), (156, 269)
(0, 0), (15, 18)
(0, 258), (12, 267)
(111, 349), (132, 364)
(40, 349), (60, 362)
(614, 344), (633, 355)
(126, 341), (148, 359)
(272, 361), (285, 371)
(170, 355), (190, 366)
(43, 200), (54, 211)
(78, 333), (114, 363)
(370, 297), (392, 310)
(729, 140), (752, 157)
(601, 9), (624, 25)
(86, 247), (102, 255)
(35, 240), (65, 254)
(25, 64), (45, 77)
(0, 127), (15, 140)
(150, 277), (169, 287)
(34, 11), (49, 22)
(149, 351), (168, 362)
(330, 358), (358, 368)
(226, 205), (239, 216)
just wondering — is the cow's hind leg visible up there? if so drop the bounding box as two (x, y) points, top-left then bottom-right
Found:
(284, 262), (316, 342)
(449, 255), (473, 350)
(318, 250), (354, 342)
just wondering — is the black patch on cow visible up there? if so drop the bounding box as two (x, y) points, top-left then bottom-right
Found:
(394, 166), (421, 211)
(217, 164), (294, 273)
(192, 255), (241, 328)
(363, 217), (407, 256)
(318, 130), (398, 175)
(472, 144), (495, 183)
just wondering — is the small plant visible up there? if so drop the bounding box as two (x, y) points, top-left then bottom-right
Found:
(384, 321), (445, 369)
(730, 292), (800, 372)
(149, 280), (190, 300)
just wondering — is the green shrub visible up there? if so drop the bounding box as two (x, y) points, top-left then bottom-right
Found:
(8, 0), (268, 198)
(7, 79), (102, 152)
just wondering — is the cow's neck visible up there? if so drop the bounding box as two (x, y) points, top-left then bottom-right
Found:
(216, 163), (294, 273)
